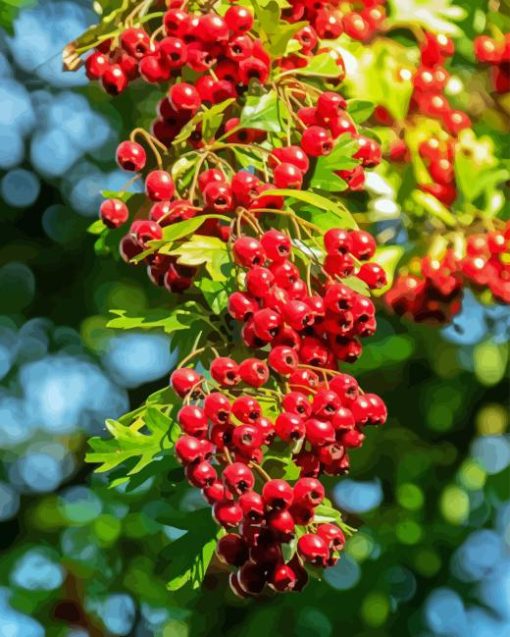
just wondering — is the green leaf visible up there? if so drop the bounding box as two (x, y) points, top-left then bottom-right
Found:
(87, 219), (107, 235)
(233, 147), (267, 173)
(167, 235), (232, 281)
(160, 509), (219, 592)
(296, 52), (342, 78)
(388, 0), (467, 36)
(107, 302), (209, 334)
(100, 189), (138, 203)
(202, 98), (236, 140)
(86, 406), (176, 476)
(311, 134), (360, 193)
(162, 214), (230, 243)
(194, 278), (230, 315)
(0, 0), (35, 34)
(241, 90), (290, 133)
(263, 188), (357, 229)
(252, 0), (281, 36)
(347, 99), (375, 124)
(265, 21), (307, 57)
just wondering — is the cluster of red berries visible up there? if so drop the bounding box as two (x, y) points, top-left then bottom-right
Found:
(386, 226), (510, 323)
(229, 227), (387, 367)
(474, 33), (510, 94)
(169, 345), (386, 593)
(283, 0), (387, 43)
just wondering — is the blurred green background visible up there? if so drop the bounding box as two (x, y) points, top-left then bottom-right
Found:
(0, 1), (509, 635)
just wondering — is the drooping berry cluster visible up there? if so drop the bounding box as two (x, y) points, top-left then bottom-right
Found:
(474, 33), (510, 94)
(229, 227), (386, 366)
(386, 226), (510, 323)
(169, 342), (386, 594)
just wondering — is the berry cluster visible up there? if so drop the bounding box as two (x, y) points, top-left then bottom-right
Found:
(474, 33), (510, 94)
(229, 227), (387, 367)
(283, 0), (387, 43)
(386, 225), (510, 323)
(169, 345), (386, 594)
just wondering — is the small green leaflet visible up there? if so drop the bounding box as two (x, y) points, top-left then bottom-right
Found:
(194, 278), (230, 315)
(172, 99), (234, 146)
(263, 188), (357, 229)
(311, 133), (360, 193)
(240, 90), (291, 133)
(265, 21), (307, 57)
(347, 99), (375, 124)
(159, 508), (220, 592)
(107, 302), (212, 334)
(370, 245), (405, 296)
(295, 52), (342, 78)
(86, 406), (175, 475)
(87, 219), (107, 235)
(167, 235), (232, 281)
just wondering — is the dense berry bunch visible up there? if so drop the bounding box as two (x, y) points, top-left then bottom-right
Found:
(169, 348), (385, 594)
(282, 0), (387, 43)
(229, 227), (386, 366)
(474, 33), (510, 94)
(386, 225), (510, 323)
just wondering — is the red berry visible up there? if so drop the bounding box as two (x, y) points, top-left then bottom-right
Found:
(170, 368), (202, 397)
(262, 479), (294, 509)
(357, 262), (387, 289)
(293, 477), (325, 507)
(273, 162), (303, 189)
(270, 146), (310, 173)
(99, 198), (129, 229)
(228, 291), (259, 321)
(238, 358), (269, 387)
(232, 396), (262, 424)
(233, 237), (266, 268)
(317, 523), (345, 549)
(239, 491), (264, 522)
(260, 230), (292, 263)
(270, 564), (297, 592)
(275, 411), (305, 442)
(317, 91), (347, 120)
(213, 500), (243, 528)
(101, 64), (128, 95)
(85, 51), (109, 80)
(301, 126), (333, 157)
(210, 357), (240, 387)
(282, 391), (311, 418)
(223, 462), (255, 494)
(116, 141), (146, 172)
(169, 82), (202, 113)
(268, 346), (299, 375)
(225, 6), (254, 34)
(145, 170), (175, 201)
(186, 460), (217, 487)
(217, 533), (249, 566)
(175, 434), (204, 464)
(297, 533), (329, 566)
(120, 27), (151, 59)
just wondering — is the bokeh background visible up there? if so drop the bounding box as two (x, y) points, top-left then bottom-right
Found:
(1, 0), (509, 635)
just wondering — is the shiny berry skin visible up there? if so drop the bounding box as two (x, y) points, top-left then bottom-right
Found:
(232, 424), (264, 455)
(231, 171), (262, 206)
(262, 479), (294, 509)
(159, 37), (187, 68)
(343, 12), (371, 41)
(197, 13), (229, 43)
(301, 126), (333, 157)
(267, 509), (295, 539)
(120, 27), (151, 59)
(312, 390), (341, 420)
(163, 9), (189, 37)
(289, 368), (319, 393)
(275, 412), (305, 442)
(317, 91), (347, 120)
(237, 561), (266, 595)
(354, 136), (382, 168)
(282, 392), (311, 418)
(260, 230), (292, 263)
(228, 292), (259, 321)
(169, 82), (202, 112)
(203, 182), (233, 212)
(239, 491), (265, 522)
(85, 51), (109, 80)
(198, 168), (225, 192)
(202, 480), (226, 504)
(305, 418), (335, 446)
(268, 346), (299, 375)
(270, 146), (310, 173)
(249, 309), (280, 343)
(203, 392), (230, 425)
(233, 237), (266, 268)
(213, 500), (243, 528)
(170, 367), (202, 397)
(186, 460), (217, 487)
(349, 230), (376, 260)
(145, 170), (175, 201)
(116, 141), (146, 172)
(246, 267), (274, 298)
(175, 434), (204, 464)
(223, 462), (255, 495)
(442, 110), (471, 135)
(273, 162), (303, 189)
(357, 262), (387, 289)
(474, 35), (503, 64)
(210, 357), (240, 386)
(99, 198), (129, 229)
(217, 533), (249, 566)
(178, 405), (208, 437)
(293, 477), (325, 507)
(238, 358), (269, 388)
(332, 406), (355, 430)
(225, 5), (254, 33)
(101, 64), (128, 95)
(324, 228), (352, 255)
(297, 533), (329, 566)
(270, 564), (297, 592)
(130, 219), (163, 247)
(232, 396), (262, 424)
(317, 523), (345, 549)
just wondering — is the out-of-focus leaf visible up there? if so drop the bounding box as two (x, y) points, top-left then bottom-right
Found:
(388, 0), (467, 36)
(347, 99), (375, 124)
(296, 52), (343, 78)
(107, 302), (210, 334)
(371, 245), (406, 295)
